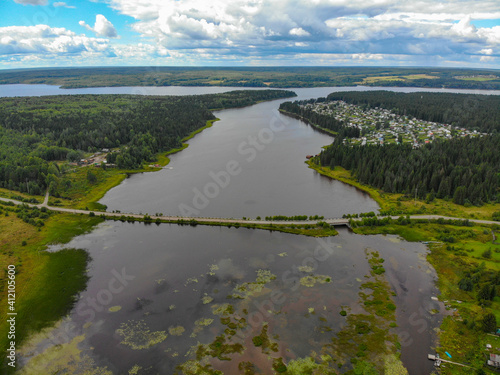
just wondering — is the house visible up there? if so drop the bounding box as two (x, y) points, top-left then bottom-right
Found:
(488, 354), (500, 368)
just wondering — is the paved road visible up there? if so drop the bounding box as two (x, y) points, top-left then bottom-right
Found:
(1, 195), (499, 227)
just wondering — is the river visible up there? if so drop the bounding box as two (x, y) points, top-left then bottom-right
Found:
(4, 84), (499, 374)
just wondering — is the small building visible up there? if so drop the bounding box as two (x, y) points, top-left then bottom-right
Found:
(488, 354), (500, 368)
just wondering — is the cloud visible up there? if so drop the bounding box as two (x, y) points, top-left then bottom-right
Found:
(5, 0), (500, 68)
(451, 16), (477, 39)
(0, 25), (112, 56)
(480, 55), (495, 62)
(351, 53), (384, 60)
(105, 0), (499, 52)
(79, 15), (118, 38)
(13, 0), (47, 5)
(480, 48), (493, 55)
(53, 2), (75, 8)
(289, 27), (310, 37)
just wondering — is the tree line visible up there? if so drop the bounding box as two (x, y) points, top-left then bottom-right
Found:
(0, 90), (295, 196)
(318, 135), (499, 206)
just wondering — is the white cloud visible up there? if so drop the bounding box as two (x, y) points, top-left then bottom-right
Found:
(80, 15), (118, 38)
(13, 0), (47, 5)
(351, 53), (384, 60)
(451, 16), (477, 39)
(5, 0), (500, 68)
(53, 2), (75, 8)
(0, 25), (112, 55)
(289, 27), (310, 36)
(480, 55), (495, 62)
(480, 48), (493, 55)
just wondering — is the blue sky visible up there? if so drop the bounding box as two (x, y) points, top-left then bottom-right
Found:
(0, 0), (499, 69)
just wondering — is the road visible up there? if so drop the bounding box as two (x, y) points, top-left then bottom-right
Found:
(1, 194), (499, 227)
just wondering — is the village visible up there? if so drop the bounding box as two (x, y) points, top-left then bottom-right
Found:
(300, 100), (485, 147)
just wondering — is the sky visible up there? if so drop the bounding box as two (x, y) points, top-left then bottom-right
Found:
(0, 0), (499, 69)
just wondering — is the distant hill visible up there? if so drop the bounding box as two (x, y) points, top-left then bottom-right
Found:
(0, 66), (499, 90)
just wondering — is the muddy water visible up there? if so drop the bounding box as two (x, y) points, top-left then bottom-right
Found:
(19, 223), (440, 374)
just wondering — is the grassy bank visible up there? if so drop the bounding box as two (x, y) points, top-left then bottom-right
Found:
(307, 161), (500, 221)
(0, 210), (103, 372)
(351, 220), (500, 373)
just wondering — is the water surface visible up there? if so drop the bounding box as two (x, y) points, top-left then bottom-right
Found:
(20, 223), (441, 374)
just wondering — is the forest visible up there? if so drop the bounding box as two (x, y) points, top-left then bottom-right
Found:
(326, 91), (500, 133)
(318, 135), (500, 206)
(0, 90), (295, 196)
(1, 66), (499, 89)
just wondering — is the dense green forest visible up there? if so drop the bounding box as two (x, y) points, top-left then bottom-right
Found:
(318, 135), (500, 206)
(326, 91), (500, 133)
(1, 66), (499, 89)
(279, 99), (361, 138)
(0, 90), (295, 195)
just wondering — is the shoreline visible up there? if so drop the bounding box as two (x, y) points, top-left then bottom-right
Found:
(279, 109), (338, 137)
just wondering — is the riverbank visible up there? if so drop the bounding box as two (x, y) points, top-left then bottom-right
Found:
(307, 161), (500, 221)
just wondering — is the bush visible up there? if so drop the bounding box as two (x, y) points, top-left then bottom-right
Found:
(252, 336), (263, 347)
(481, 312), (497, 333)
(482, 249), (492, 259)
(493, 211), (500, 221)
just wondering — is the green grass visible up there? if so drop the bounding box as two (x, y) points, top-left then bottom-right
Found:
(455, 76), (499, 82)
(0, 212), (102, 373)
